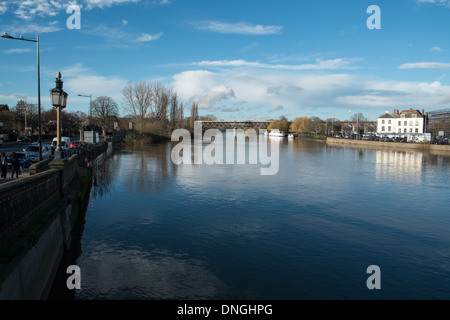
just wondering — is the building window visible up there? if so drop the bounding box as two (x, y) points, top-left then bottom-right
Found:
(410, 128), (413, 133)
(404, 128), (407, 133)
(388, 120), (391, 124)
(412, 114), (417, 118)
(415, 121), (419, 126)
(398, 128), (402, 133)
(382, 120), (385, 124)
(401, 114), (405, 118)
(409, 121), (413, 126)
(404, 121), (407, 126)
(415, 128), (419, 133)
(398, 121), (401, 125)
(381, 126), (385, 131)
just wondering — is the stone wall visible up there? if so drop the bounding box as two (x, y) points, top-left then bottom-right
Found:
(326, 138), (450, 153)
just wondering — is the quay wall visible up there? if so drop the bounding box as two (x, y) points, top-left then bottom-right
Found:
(326, 138), (450, 154)
(0, 142), (109, 300)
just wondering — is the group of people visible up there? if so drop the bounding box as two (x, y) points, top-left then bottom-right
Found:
(0, 152), (21, 179)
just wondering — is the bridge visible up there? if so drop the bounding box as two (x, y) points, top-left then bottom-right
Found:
(199, 120), (272, 129)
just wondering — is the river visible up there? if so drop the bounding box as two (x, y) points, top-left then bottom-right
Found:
(63, 135), (450, 299)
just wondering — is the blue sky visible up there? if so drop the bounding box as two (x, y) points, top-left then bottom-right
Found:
(1, 0), (450, 121)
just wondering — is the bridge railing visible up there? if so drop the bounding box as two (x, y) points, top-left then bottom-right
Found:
(0, 142), (107, 243)
(0, 167), (61, 242)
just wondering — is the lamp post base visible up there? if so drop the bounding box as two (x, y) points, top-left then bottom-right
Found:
(53, 148), (65, 161)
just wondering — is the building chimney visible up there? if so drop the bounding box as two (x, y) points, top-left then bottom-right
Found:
(422, 109), (425, 116)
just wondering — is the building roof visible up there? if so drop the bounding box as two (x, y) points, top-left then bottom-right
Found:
(379, 113), (394, 119)
(399, 109), (423, 118)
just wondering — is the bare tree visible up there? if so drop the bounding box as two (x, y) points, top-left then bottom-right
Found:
(169, 92), (178, 129)
(92, 96), (119, 137)
(179, 102), (184, 125)
(190, 101), (198, 128)
(14, 100), (38, 134)
(122, 81), (153, 132)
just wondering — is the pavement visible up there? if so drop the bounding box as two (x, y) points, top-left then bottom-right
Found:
(0, 167), (31, 185)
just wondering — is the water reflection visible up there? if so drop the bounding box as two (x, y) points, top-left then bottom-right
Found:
(76, 242), (229, 300)
(71, 140), (450, 300)
(91, 154), (119, 199)
(123, 144), (178, 194)
(376, 151), (424, 184)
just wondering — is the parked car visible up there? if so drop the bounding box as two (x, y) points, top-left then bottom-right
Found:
(6, 152), (32, 170)
(17, 136), (31, 143)
(435, 138), (448, 145)
(51, 137), (71, 150)
(70, 140), (81, 149)
(23, 144), (52, 162)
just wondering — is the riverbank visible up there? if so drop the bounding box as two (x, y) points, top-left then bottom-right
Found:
(295, 133), (327, 141)
(124, 131), (171, 147)
(326, 137), (450, 154)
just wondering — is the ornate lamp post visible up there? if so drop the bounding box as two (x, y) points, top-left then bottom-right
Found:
(50, 72), (68, 160)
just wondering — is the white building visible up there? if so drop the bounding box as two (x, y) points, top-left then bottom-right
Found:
(377, 109), (431, 142)
(378, 109), (426, 135)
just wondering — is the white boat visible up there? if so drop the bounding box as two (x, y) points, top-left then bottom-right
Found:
(288, 134), (295, 139)
(269, 129), (287, 137)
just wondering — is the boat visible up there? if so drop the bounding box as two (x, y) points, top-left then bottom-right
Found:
(288, 134), (295, 139)
(268, 129), (287, 137)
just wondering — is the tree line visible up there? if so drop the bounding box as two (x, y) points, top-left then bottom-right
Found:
(268, 113), (373, 135)
(0, 80), (212, 139)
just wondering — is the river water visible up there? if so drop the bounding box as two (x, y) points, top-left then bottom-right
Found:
(72, 136), (450, 300)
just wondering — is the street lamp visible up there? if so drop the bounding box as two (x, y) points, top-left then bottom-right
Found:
(50, 72), (68, 160)
(2, 32), (42, 161)
(78, 94), (92, 129)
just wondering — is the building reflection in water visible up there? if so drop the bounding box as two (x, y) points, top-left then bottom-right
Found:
(375, 150), (424, 184)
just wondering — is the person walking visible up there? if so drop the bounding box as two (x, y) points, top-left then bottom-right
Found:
(0, 152), (7, 179)
(10, 152), (20, 179)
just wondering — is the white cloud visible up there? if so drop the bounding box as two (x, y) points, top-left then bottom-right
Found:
(61, 63), (128, 103)
(135, 32), (163, 42)
(416, 0), (450, 5)
(5, 0), (143, 20)
(270, 105), (284, 112)
(13, 0), (65, 20)
(221, 105), (240, 112)
(0, 1), (7, 15)
(2, 48), (33, 54)
(172, 66), (450, 120)
(193, 58), (359, 70)
(430, 46), (444, 52)
(84, 0), (140, 10)
(399, 62), (450, 69)
(194, 20), (283, 35)
(198, 86), (235, 110)
(1, 21), (62, 34)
